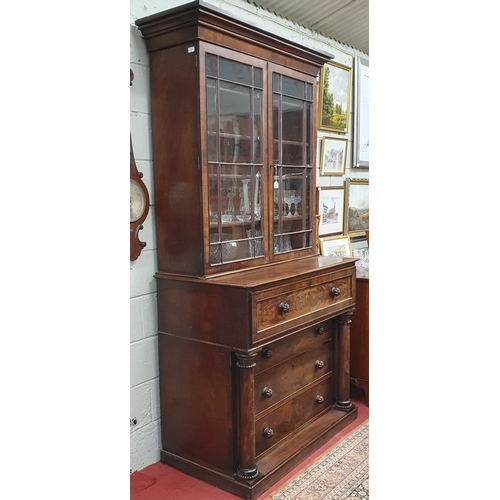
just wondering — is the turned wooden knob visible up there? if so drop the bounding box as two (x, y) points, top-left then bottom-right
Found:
(315, 326), (324, 335)
(331, 287), (341, 297)
(279, 302), (290, 313)
(263, 427), (274, 438)
(315, 395), (324, 403)
(263, 387), (273, 398)
(315, 360), (324, 369)
(263, 349), (273, 359)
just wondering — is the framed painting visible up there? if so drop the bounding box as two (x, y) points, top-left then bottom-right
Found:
(318, 61), (352, 133)
(353, 57), (369, 168)
(344, 178), (369, 236)
(320, 137), (348, 176)
(317, 186), (345, 236)
(319, 234), (352, 258)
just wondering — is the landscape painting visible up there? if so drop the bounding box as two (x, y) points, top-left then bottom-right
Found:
(318, 61), (352, 133)
(345, 179), (369, 235)
(319, 235), (352, 258)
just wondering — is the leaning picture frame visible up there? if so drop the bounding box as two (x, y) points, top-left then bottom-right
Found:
(320, 136), (348, 176)
(319, 234), (352, 258)
(344, 178), (369, 236)
(318, 61), (352, 133)
(317, 186), (345, 236)
(353, 57), (369, 168)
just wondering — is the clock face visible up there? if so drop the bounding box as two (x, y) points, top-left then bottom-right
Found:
(130, 179), (147, 223)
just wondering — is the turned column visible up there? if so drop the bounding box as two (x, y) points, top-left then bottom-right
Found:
(334, 310), (354, 410)
(235, 353), (259, 480)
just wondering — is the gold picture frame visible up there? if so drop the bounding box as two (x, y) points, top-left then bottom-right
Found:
(344, 178), (369, 236)
(319, 136), (348, 176)
(317, 186), (345, 236)
(318, 61), (352, 133)
(319, 234), (352, 257)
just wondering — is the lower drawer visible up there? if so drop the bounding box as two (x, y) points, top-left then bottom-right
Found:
(255, 376), (333, 457)
(255, 343), (332, 415)
(254, 320), (332, 376)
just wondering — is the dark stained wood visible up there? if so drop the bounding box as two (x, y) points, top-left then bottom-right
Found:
(255, 377), (333, 457)
(235, 353), (258, 480)
(136, 3), (357, 498)
(147, 44), (203, 274)
(254, 343), (332, 415)
(155, 257), (356, 350)
(350, 277), (369, 404)
(135, 0), (331, 76)
(335, 311), (353, 410)
(158, 333), (234, 473)
(253, 320), (332, 376)
(137, 0), (333, 277)
(254, 268), (354, 341)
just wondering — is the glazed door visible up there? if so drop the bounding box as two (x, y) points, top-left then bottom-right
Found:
(201, 45), (269, 272)
(269, 64), (317, 259)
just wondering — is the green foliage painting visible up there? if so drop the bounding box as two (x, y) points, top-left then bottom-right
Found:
(319, 62), (351, 133)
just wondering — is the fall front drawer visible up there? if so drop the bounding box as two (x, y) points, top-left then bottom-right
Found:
(255, 376), (333, 457)
(253, 268), (355, 342)
(254, 343), (332, 415)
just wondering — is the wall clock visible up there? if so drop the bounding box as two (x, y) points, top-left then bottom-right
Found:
(130, 69), (150, 261)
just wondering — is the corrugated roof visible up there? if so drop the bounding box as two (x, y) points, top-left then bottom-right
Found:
(245, 0), (369, 55)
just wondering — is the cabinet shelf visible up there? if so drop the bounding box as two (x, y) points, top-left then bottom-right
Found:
(209, 131), (253, 141)
(210, 219), (262, 228)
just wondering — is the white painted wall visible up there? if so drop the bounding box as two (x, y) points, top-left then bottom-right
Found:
(129, 0), (369, 472)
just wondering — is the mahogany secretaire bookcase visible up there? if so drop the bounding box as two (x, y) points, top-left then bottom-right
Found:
(136, 2), (358, 497)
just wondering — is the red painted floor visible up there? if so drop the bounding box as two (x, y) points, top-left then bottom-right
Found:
(131, 386), (369, 500)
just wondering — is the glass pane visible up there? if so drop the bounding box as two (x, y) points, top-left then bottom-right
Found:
(253, 90), (262, 164)
(306, 82), (312, 101)
(282, 75), (303, 99)
(305, 102), (311, 164)
(282, 97), (303, 165)
(219, 58), (252, 85)
(282, 97), (303, 143)
(282, 168), (304, 218)
(208, 164), (264, 265)
(273, 165), (312, 254)
(207, 78), (217, 162)
(273, 95), (280, 164)
(208, 163), (219, 212)
(206, 54), (265, 266)
(253, 67), (262, 88)
(219, 82), (251, 163)
(272, 73), (280, 92)
(206, 54), (217, 77)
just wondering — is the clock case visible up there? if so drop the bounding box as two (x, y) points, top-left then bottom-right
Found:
(130, 69), (150, 261)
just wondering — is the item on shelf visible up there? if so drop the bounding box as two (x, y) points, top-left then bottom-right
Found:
(210, 233), (238, 264)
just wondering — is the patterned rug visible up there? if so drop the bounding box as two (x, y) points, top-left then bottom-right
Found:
(268, 421), (369, 499)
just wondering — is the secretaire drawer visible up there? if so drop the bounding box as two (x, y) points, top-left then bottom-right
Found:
(254, 343), (332, 415)
(255, 376), (333, 457)
(253, 268), (355, 342)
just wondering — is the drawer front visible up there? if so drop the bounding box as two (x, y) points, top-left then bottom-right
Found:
(254, 320), (332, 376)
(254, 343), (332, 415)
(255, 376), (332, 457)
(253, 270), (354, 342)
